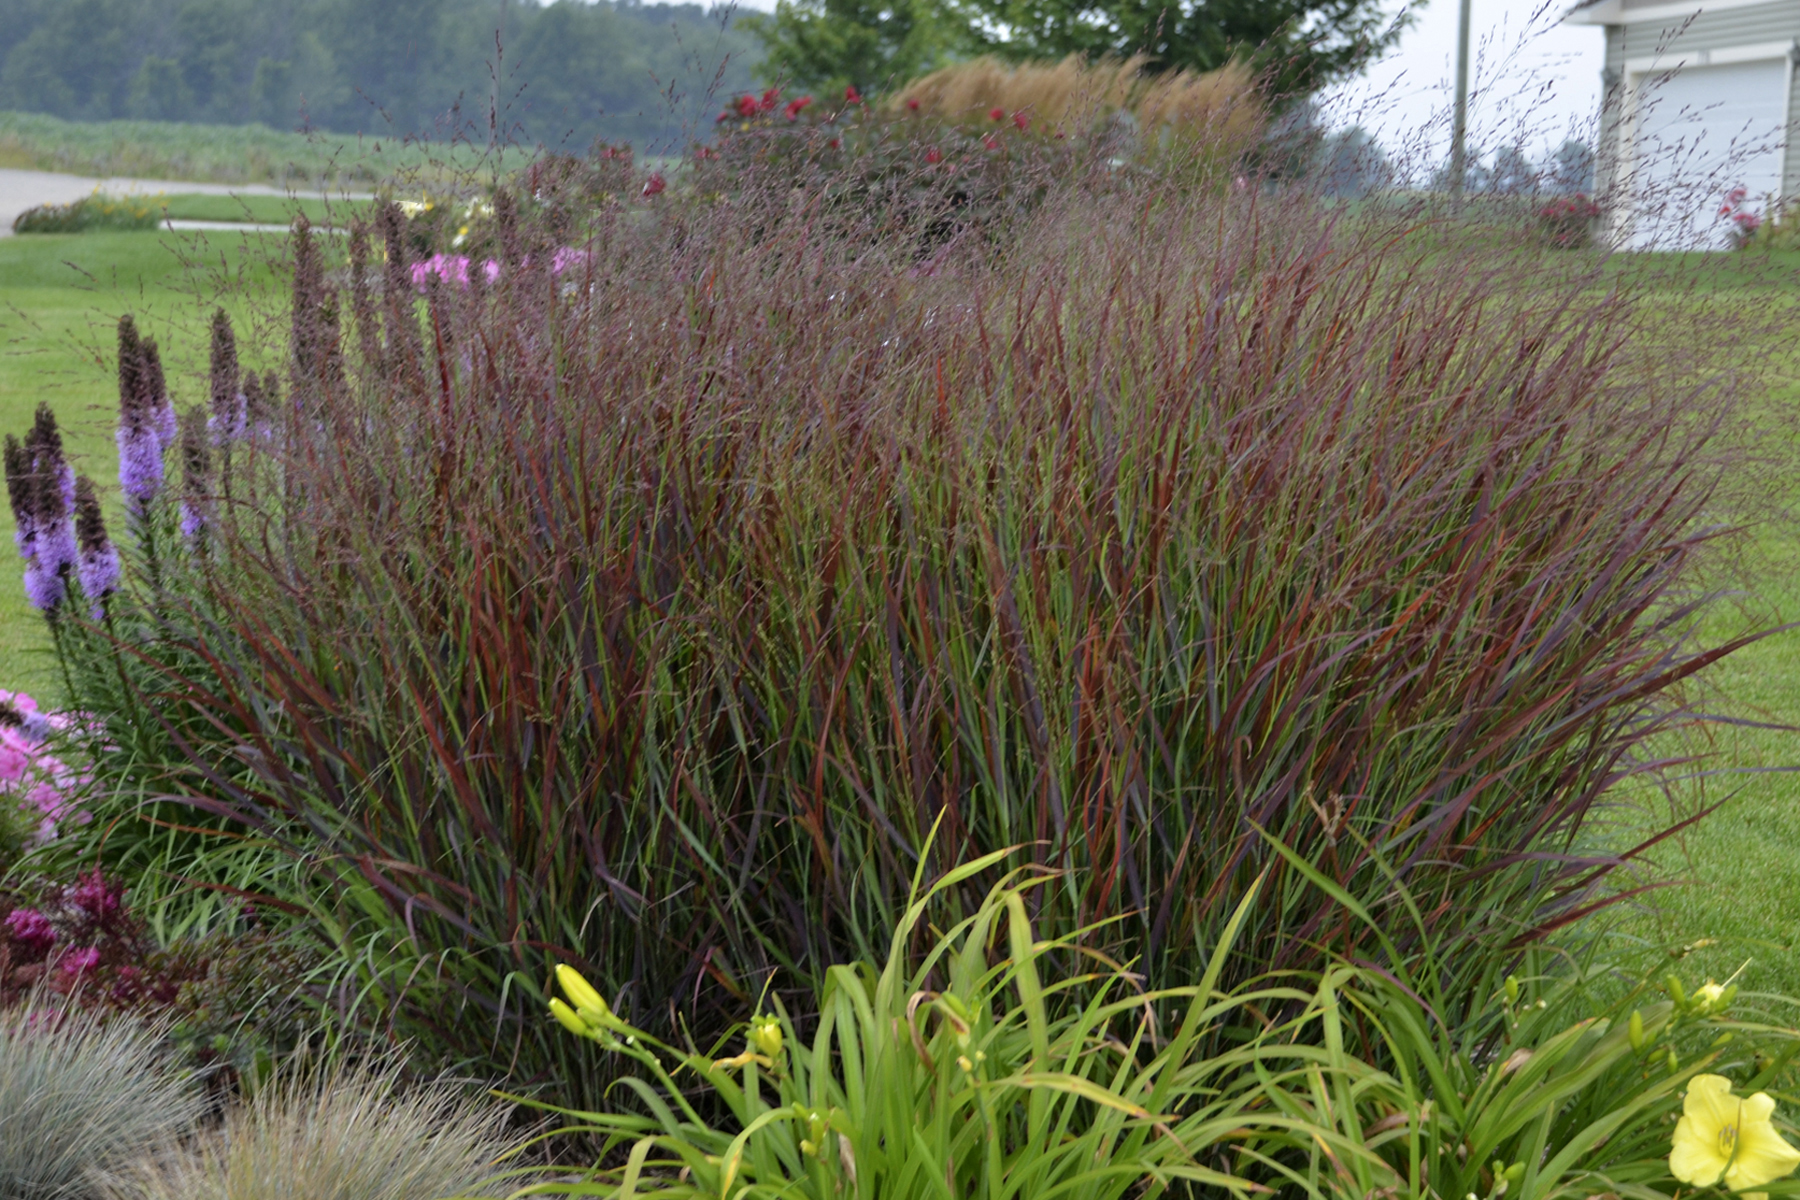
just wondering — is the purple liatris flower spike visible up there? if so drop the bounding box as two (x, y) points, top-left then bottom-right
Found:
(24, 404), (76, 580)
(22, 558), (64, 610)
(143, 337), (177, 448)
(117, 316), (164, 506)
(209, 309), (246, 441)
(4, 434), (34, 559)
(179, 406), (211, 542)
(74, 475), (118, 617)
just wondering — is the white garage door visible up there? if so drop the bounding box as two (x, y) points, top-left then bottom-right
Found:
(1629, 58), (1789, 249)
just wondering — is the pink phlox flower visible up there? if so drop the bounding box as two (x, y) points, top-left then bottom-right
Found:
(5, 906), (56, 953)
(551, 248), (591, 275)
(845, 85), (862, 104)
(642, 173), (666, 197)
(784, 96), (813, 121)
(0, 729), (30, 783)
(988, 107), (1004, 122)
(760, 87), (781, 112)
(1012, 111), (1029, 131)
(411, 253), (473, 292)
(68, 871), (123, 922)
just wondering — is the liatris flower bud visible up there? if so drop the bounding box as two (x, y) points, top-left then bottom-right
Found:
(208, 308), (245, 441)
(116, 315), (164, 507)
(179, 405), (211, 542)
(17, 404), (77, 613)
(142, 337), (177, 448)
(73, 475), (118, 617)
(4, 434), (34, 559)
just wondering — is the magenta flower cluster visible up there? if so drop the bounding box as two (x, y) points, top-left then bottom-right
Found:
(410, 247), (591, 293)
(0, 688), (88, 842)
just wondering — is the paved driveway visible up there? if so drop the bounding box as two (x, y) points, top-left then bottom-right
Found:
(0, 168), (364, 235)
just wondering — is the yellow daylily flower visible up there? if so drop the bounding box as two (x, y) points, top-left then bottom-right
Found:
(1671, 1074), (1800, 1192)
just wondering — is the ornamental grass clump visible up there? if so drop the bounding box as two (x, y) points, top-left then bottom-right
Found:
(0, 1005), (202, 1200)
(98, 1056), (525, 1200)
(25, 130), (1789, 1111)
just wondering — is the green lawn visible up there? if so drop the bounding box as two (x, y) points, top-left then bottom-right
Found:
(0, 232), (1798, 997)
(156, 193), (378, 225)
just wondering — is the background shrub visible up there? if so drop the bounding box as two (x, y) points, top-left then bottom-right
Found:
(12, 194), (162, 234)
(0, 1005), (201, 1200)
(30, 130), (1782, 1111)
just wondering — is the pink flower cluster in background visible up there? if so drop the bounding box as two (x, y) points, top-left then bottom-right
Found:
(0, 689), (88, 842)
(411, 247), (594, 293)
(1719, 185), (1764, 247)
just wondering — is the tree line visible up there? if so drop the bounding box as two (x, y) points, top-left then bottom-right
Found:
(0, 0), (758, 150)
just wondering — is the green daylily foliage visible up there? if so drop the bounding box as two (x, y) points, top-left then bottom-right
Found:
(518, 850), (1334, 1200)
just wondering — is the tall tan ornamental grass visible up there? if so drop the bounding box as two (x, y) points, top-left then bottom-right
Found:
(888, 55), (1261, 152)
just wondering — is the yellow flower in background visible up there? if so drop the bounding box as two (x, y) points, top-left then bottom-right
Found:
(1671, 1074), (1800, 1192)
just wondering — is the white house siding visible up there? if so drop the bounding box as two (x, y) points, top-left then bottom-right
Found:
(1587, 0), (1799, 241)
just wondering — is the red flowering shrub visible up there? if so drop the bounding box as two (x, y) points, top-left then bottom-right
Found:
(1537, 193), (1601, 249)
(693, 84), (1091, 260)
(0, 867), (318, 1087)
(1718, 185), (1765, 249)
(0, 870), (184, 1009)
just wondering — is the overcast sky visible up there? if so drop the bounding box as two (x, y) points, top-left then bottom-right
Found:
(1320, 0), (1607, 165)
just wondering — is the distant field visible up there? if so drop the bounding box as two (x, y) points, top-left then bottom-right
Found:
(0, 110), (525, 187)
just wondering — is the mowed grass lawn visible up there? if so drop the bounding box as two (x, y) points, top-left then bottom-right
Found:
(0, 229), (1797, 993)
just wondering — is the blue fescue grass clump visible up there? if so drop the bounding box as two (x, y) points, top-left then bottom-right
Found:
(0, 1005), (201, 1200)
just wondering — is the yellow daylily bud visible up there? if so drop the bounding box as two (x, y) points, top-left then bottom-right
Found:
(1629, 1009), (1646, 1051)
(1665, 975), (1688, 1008)
(556, 964), (611, 1024)
(1666, 1046), (1680, 1073)
(549, 997), (590, 1038)
(1695, 981), (1728, 1014)
(748, 1016), (782, 1060)
(1502, 1162), (1526, 1188)
(1504, 976), (1520, 1006)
